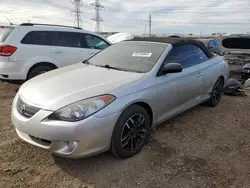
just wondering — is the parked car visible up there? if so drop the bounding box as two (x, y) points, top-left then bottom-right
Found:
(107, 32), (135, 44)
(169, 35), (181, 38)
(241, 63), (250, 80)
(197, 38), (220, 54)
(0, 23), (111, 81)
(11, 38), (229, 159)
(219, 35), (250, 55)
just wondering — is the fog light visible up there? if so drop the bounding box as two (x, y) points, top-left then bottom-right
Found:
(67, 141), (78, 151)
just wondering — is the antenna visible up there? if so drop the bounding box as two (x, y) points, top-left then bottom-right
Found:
(71, 0), (83, 28)
(91, 0), (104, 33)
(4, 16), (13, 25)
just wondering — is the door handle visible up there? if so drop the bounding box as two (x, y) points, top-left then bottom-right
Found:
(197, 73), (203, 77)
(54, 51), (63, 54)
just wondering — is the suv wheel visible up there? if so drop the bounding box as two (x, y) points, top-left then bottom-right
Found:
(28, 66), (54, 80)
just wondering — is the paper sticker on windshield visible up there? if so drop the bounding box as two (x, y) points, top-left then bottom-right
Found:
(132, 52), (152, 57)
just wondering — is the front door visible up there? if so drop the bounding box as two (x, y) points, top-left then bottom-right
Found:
(155, 44), (207, 123)
(155, 67), (202, 123)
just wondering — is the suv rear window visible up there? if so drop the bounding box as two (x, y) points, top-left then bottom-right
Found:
(51, 31), (82, 48)
(0, 27), (14, 42)
(222, 38), (250, 49)
(21, 31), (52, 45)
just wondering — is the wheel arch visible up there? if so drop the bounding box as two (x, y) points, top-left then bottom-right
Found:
(122, 101), (154, 127)
(26, 62), (58, 79)
(218, 75), (225, 86)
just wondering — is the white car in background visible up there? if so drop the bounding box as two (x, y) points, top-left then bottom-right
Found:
(219, 35), (250, 55)
(107, 32), (135, 44)
(0, 23), (111, 81)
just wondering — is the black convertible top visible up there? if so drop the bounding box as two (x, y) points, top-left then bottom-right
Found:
(128, 37), (214, 58)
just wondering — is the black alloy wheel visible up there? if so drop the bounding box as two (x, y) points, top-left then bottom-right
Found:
(206, 78), (224, 107)
(111, 105), (151, 158)
(121, 114), (147, 152)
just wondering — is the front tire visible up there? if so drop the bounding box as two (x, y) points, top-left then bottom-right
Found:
(27, 66), (54, 80)
(206, 78), (224, 107)
(111, 105), (151, 158)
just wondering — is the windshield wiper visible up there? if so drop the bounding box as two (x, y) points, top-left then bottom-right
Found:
(82, 60), (90, 64)
(83, 63), (140, 73)
(97, 64), (129, 72)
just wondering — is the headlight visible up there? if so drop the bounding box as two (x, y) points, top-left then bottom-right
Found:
(48, 95), (116, 122)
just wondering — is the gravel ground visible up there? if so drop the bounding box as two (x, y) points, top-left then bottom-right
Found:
(0, 82), (250, 188)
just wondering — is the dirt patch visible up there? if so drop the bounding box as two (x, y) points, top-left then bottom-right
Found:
(0, 82), (250, 188)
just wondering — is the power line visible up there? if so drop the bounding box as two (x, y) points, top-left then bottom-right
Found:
(128, 0), (250, 6)
(71, 0), (83, 28)
(91, 0), (104, 33)
(104, 18), (250, 25)
(163, 10), (250, 13)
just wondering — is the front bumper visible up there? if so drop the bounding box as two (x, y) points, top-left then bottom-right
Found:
(11, 95), (119, 158)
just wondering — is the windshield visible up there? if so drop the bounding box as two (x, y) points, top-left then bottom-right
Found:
(87, 41), (167, 73)
(0, 27), (14, 42)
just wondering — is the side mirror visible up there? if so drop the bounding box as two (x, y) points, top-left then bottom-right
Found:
(162, 63), (183, 75)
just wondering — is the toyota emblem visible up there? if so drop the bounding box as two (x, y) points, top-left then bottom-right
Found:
(21, 104), (26, 114)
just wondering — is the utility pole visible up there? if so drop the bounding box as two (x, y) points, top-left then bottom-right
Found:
(91, 0), (104, 33)
(149, 14), (152, 37)
(71, 0), (83, 28)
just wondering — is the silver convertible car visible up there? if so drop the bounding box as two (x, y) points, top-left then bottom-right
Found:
(11, 38), (230, 159)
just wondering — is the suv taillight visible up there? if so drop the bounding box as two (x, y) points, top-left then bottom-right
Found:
(0, 45), (17, 57)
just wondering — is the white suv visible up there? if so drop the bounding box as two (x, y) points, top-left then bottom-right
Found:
(0, 23), (111, 81)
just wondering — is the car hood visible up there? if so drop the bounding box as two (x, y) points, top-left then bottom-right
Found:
(19, 63), (145, 111)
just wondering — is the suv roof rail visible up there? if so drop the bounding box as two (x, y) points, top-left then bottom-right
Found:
(20, 23), (82, 30)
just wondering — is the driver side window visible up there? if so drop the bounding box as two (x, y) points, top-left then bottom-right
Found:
(84, 34), (109, 50)
(164, 44), (208, 68)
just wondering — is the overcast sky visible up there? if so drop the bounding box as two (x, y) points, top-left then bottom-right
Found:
(0, 0), (250, 35)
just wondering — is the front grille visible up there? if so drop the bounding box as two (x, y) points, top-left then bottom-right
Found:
(29, 135), (51, 146)
(16, 97), (41, 118)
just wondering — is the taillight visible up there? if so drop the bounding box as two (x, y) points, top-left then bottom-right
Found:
(1, 74), (9, 78)
(0, 45), (17, 57)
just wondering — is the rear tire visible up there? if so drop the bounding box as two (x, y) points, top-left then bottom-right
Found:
(27, 66), (54, 80)
(111, 105), (151, 158)
(205, 78), (224, 107)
